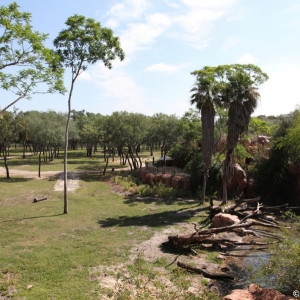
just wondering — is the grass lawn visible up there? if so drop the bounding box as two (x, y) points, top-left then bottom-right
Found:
(0, 162), (210, 299)
(4, 148), (162, 173)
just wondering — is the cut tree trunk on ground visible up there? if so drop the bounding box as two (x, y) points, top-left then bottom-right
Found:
(33, 196), (47, 203)
(177, 261), (234, 280)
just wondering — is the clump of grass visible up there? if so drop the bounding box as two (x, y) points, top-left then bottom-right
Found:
(206, 251), (222, 264)
(112, 172), (192, 198)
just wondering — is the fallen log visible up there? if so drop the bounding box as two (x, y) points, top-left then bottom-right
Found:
(177, 261), (234, 280)
(168, 221), (279, 248)
(33, 196), (47, 203)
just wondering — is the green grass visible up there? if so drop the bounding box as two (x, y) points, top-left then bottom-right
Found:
(0, 167), (205, 299)
(3, 148), (162, 173)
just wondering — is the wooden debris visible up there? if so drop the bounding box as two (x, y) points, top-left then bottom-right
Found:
(177, 261), (234, 280)
(33, 196), (47, 203)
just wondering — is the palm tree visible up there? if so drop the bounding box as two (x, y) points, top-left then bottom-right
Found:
(221, 71), (260, 204)
(190, 75), (222, 204)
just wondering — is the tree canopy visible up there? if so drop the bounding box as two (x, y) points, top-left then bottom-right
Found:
(0, 2), (65, 114)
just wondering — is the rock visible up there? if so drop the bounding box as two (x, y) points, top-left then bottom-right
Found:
(223, 288), (254, 300)
(212, 213), (239, 228)
(227, 163), (247, 198)
(257, 135), (270, 145)
(154, 173), (163, 184)
(171, 176), (183, 189)
(223, 284), (295, 300)
(139, 168), (148, 183)
(145, 173), (155, 186)
(161, 174), (173, 187)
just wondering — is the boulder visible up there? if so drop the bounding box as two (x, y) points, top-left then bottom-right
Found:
(139, 168), (148, 184)
(145, 173), (155, 186)
(212, 213), (239, 228)
(257, 135), (270, 145)
(223, 288), (253, 300)
(227, 163), (247, 198)
(172, 176), (183, 189)
(223, 284), (294, 300)
(154, 173), (163, 184)
(161, 174), (173, 187)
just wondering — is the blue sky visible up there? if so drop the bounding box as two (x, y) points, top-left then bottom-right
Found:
(2, 0), (300, 117)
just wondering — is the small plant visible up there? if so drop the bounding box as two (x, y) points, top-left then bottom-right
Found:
(206, 251), (222, 264)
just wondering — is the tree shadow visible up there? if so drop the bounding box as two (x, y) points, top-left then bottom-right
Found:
(124, 195), (207, 207)
(3, 213), (64, 222)
(0, 177), (33, 183)
(98, 207), (205, 228)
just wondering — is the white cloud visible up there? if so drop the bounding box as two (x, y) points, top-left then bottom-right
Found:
(222, 37), (242, 50)
(145, 63), (180, 74)
(163, 0), (181, 9)
(78, 71), (92, 81)
(236, 53), (258, 64)
(119, 13), (171, 57)
(84, 62), (151, 113)
(105, 0), (150, 26)
(170, 0), (239, 48)
(255, 65), (300, 116)
(181, 0), (239, 9)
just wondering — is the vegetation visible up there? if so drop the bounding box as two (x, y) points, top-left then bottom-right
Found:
(191, 64), (269, 204)
(255, 222), (300, 295)
(0, 166), (212, 299)
(54, 14), (125, 214)
(0, 2), (65, 115)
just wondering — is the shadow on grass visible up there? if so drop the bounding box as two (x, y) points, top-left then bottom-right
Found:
(124, 195), (204, 206)
(0, 177), (33, 183)
(98, 206), (207, 228)
(3, 213), (65, 222)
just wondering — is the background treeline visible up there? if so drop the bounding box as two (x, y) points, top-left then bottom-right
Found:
(1, 107), (300, 203)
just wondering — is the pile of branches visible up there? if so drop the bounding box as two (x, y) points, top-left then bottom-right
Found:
(163, 197), (288, 280)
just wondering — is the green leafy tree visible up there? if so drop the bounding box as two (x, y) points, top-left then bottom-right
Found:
(0, 2), (65, 114)
(277, 110), (300, 162)
(0, 110), (17, 178)
(248, 117), (271, 136)
(54, 14), (125, 214)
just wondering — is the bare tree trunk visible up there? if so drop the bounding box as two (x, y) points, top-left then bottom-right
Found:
(4, 149), (9, 179)
(38, 151), (41, 178)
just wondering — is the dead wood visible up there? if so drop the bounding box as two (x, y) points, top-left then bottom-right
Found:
(33, 196), (47, 203)
(177, 261), (234, 280)
(167, 221), (279, 248)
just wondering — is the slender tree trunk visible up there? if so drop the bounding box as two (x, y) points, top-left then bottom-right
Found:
(135, 145), (142, 169)
(22, 142), (26, 158)
(38, 151), (41, 178)
(64, 80), (75, 214)
(4, 149), (9, 179)
(201, 167), (207, 205)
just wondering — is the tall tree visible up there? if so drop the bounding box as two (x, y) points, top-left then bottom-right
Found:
(191, 64), (268, 204)
(221, 70), (266, 204)
(190, 74), (222, 204)
(54, 15), (125, 214)
(0, 2), (65, 114)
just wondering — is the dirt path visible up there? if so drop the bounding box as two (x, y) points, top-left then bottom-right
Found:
(0, 167), (81, 192)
